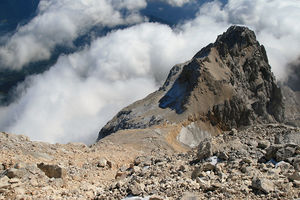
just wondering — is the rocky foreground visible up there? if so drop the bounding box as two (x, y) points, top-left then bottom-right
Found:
(1, 123), (300, 199)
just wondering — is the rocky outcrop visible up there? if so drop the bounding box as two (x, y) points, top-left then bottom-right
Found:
(281, 86), (300, 127)
(98, 26), (285, 140)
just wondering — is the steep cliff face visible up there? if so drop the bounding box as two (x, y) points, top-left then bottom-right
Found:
(98, 26), (285, 140)
(286, 58), (300, 91)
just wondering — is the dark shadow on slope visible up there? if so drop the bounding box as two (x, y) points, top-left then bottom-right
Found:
(159, 79), (188, 114)
(159, 58), (202, 114)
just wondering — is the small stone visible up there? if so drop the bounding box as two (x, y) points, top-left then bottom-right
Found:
(293, 180), (300, 188)
(0, 176), (10, 189)
(0, 164), (4, 171)
(191, 167), (202, 179)
(289, 172), (300, 181)
(275, 161), (292, 172)
(258, 140), (270, 149)
(14, 163), (26, 169)
(37, 163), (66, 179)
(107, 160), (113, 168)
(149, 195), (164, 200)
(248, 140), (258, 148)
(128, 183), (144, 196)
(265, 145), (282, 160)
(179, 165), (187, 172)
(8, 178), (20, 184)
(276, 145), (297, 161)
(242, 157), (253, 164)
(293, 157), (300, 171)
(202, 162), (215, 171)
(252, 177), (274, 194)
(196, 177), (210, 190)
(218, 152), (229, 160)
(134, 156), (147, 166)
(97, 159), (107, 168)
(115, 171), (126, 179)
(229, 128), (238, 136)
(132, 166), (141, 173)
(14, 187), (26, 195)
(6, 168), (26, 179)
(207, 156), (218, 165)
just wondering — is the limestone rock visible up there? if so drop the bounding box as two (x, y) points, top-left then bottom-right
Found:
(0, 176), (10, 190)
(37, 163), (65, 179)
(252, 177), (274, 194)
(258, 140), (270, 149)
(289, 172), (300, 181)
(6, 168), (26, 179)
(197, 138), (212, 160)
(97, 159), (107, 168)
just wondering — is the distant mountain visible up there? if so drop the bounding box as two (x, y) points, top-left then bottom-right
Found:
(98, 26), (288, 141)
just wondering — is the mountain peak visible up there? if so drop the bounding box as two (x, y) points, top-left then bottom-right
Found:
(98, 26), (285, 141)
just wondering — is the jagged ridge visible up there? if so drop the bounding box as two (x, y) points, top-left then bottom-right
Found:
(98, 25), (285, 140)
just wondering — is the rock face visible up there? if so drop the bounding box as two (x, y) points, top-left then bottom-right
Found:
(98, 25), (284, 140)
(281, 86), (300, 127)
(286, 58), (300, 91)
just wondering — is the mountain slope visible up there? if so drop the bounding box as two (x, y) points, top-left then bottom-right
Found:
(98, 26), (285, 141)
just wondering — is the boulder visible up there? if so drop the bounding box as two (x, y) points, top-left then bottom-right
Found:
(37, 163), (66, 179)
(275, 132), (300, 145)
(6, 168), (26, 179)
(97, 159), (107, 168)
(197, 138), (212, 161)
(258, 140), (270, 149)
(252, 177), (274, 194)
(289, 172), (300, 181)
(0, 176), (10, 190)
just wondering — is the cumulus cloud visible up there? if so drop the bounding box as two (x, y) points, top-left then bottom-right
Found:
(0, 0), (147, 70)
(0, 21), (225, 144)
(0, 0), (300, 144)
(149, 0), (194, 7)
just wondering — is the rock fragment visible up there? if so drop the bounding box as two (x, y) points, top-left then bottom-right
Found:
(37, 163), (65, 179)
(252, 177), (274, 194)
(197, 138), (212, 161)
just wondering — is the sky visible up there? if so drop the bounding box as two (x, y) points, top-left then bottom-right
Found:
(0, 0), (299, 144)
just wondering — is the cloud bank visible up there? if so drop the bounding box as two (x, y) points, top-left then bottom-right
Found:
(0, 0), (147, 69)
(151, 0), (194, 7)
(0, 0), (300, 144)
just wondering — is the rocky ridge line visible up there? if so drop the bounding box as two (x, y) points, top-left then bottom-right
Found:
(98, 25), (285, 141)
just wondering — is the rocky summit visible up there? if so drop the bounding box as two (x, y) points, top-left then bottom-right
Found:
(1, 26), (300, 200)
(98, 26), (286, 142)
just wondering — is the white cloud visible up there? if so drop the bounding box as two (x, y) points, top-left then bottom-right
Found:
(155, 0), (194, 7)
(0, 0), (300, 144)
(0, 0), (147, 70)
(0, 21), (224, 144)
